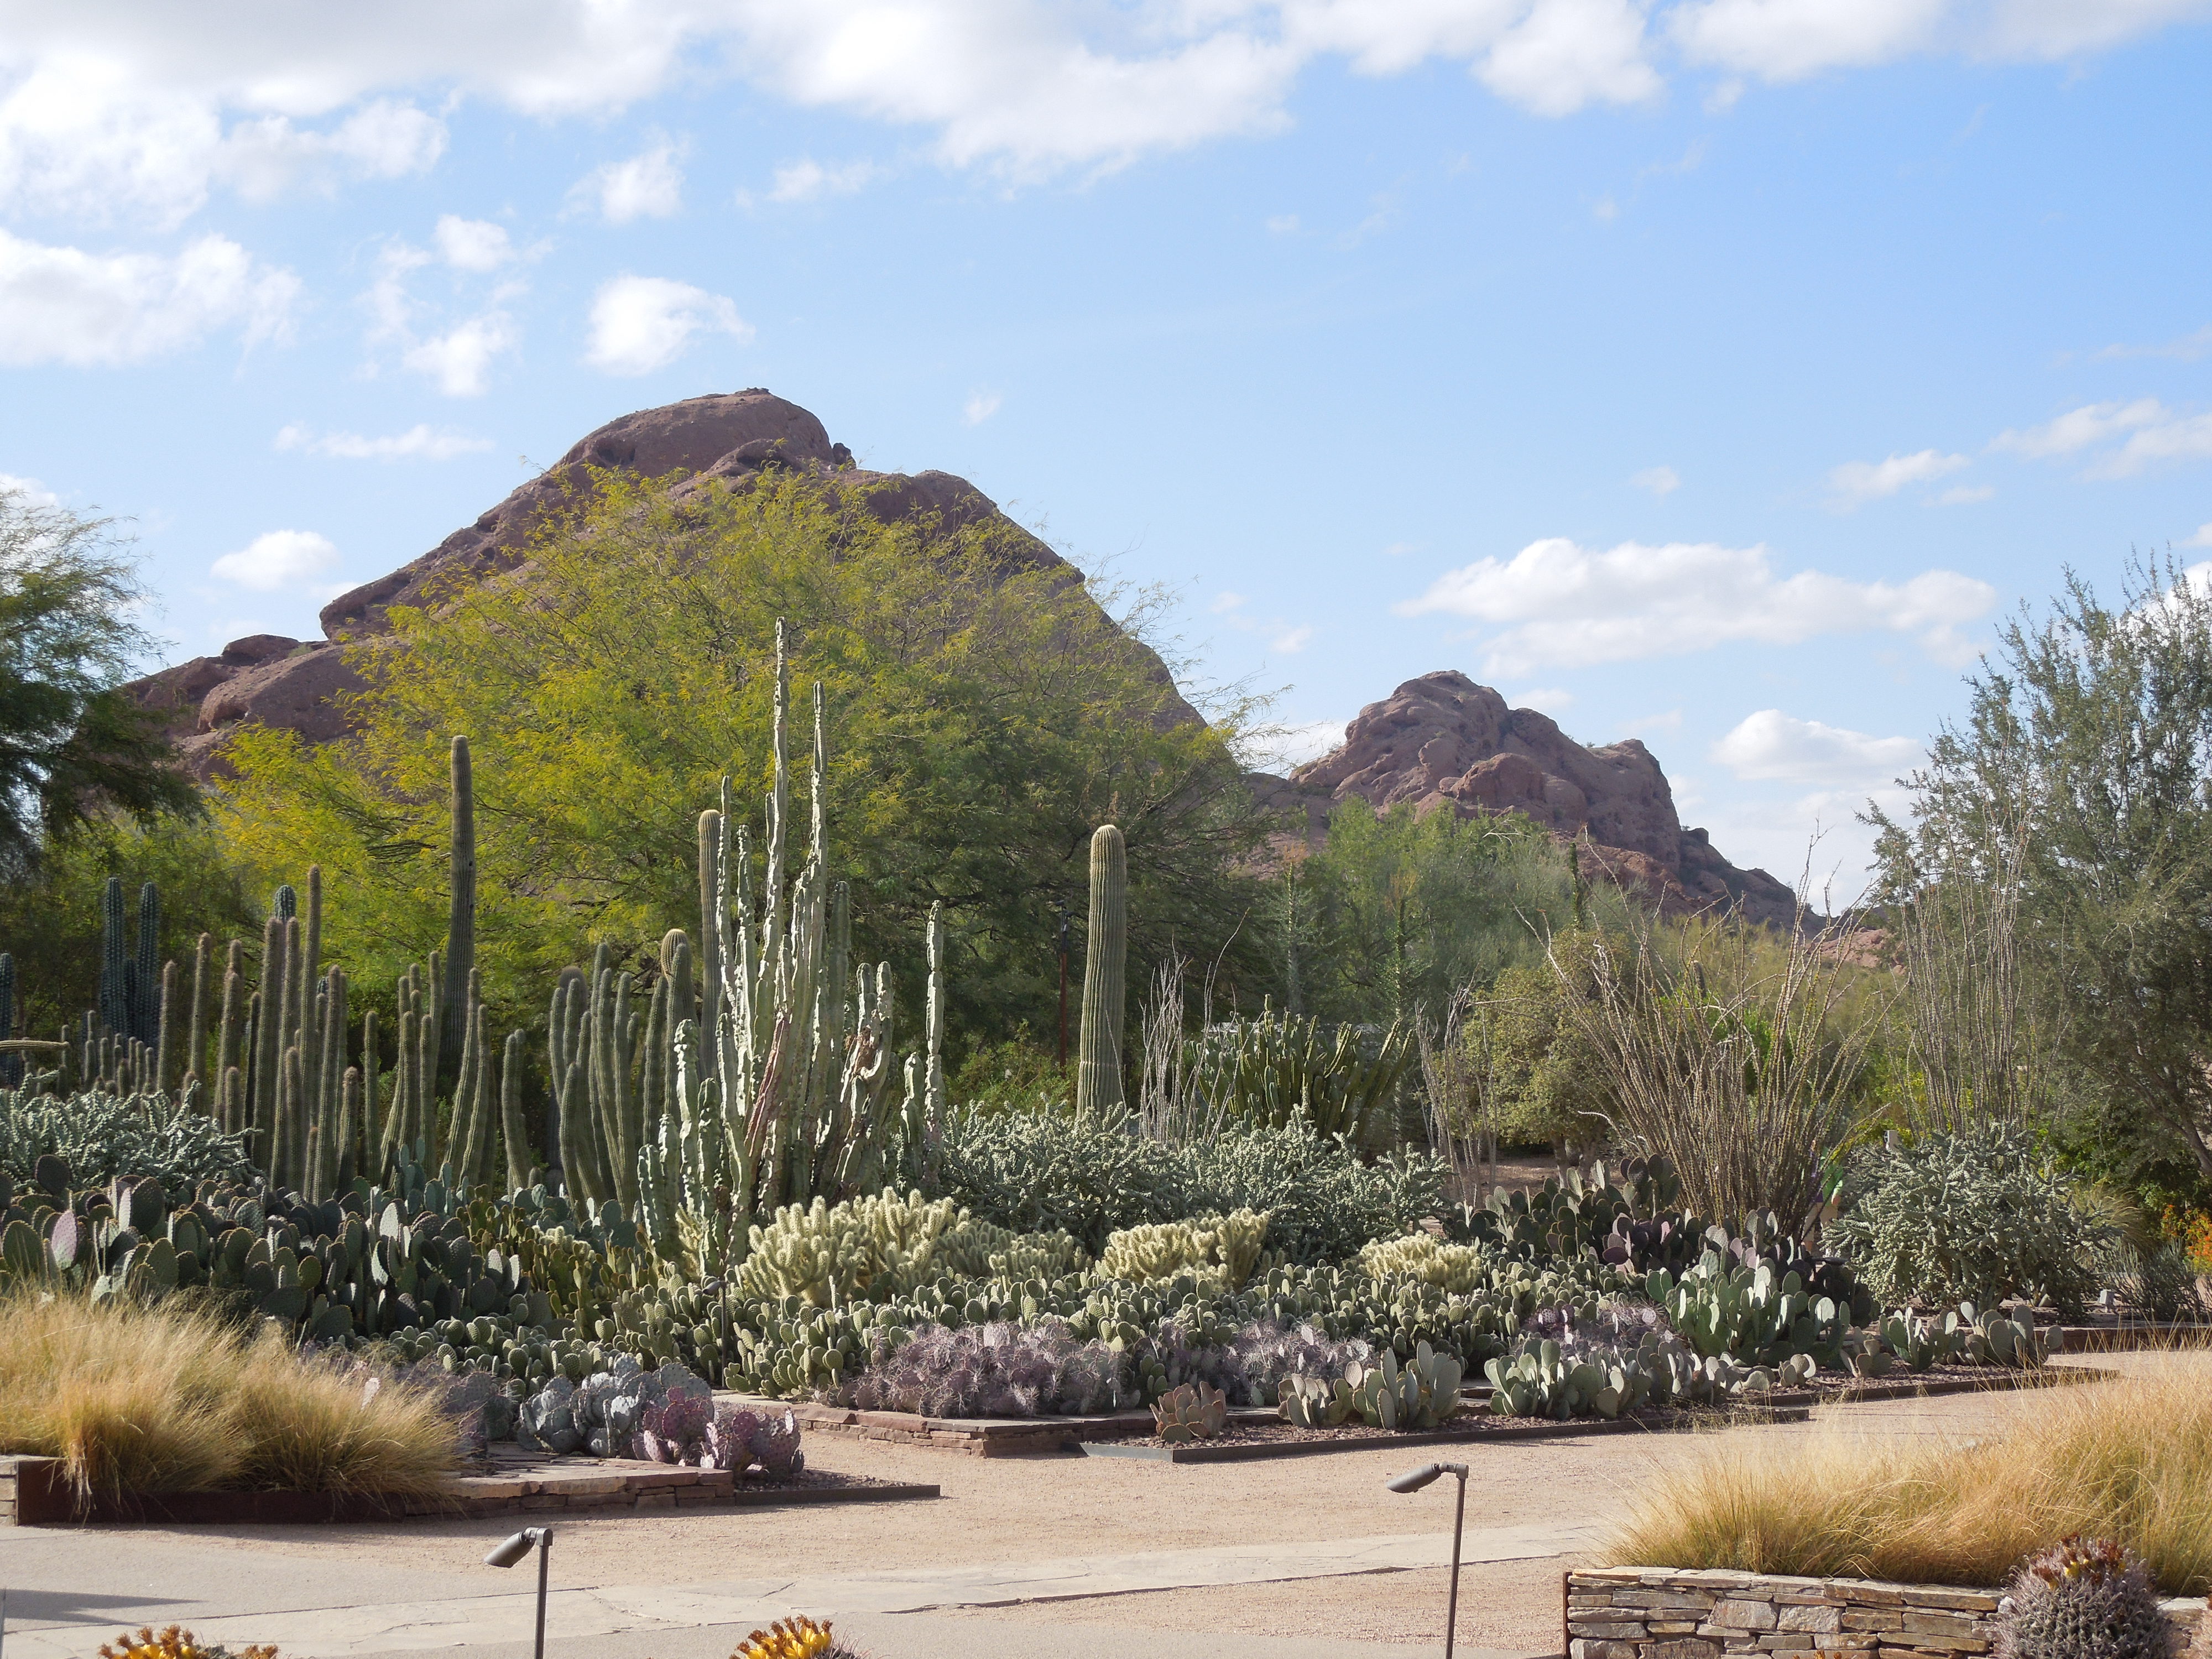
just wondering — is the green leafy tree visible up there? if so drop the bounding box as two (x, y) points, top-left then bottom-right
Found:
(0, 812), (260, 1041)
(1288, 797), (1616, 1025)
(0, 486), (196, 875)
(1483, 935), (1614, 1150)
(217, 469), (1274, 1042)
(1872, 557), (2212, 1183)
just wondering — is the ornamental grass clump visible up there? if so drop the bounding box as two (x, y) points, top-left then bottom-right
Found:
(0, 1290), (461, 1504)
(1605, 1359), (2212, 1593)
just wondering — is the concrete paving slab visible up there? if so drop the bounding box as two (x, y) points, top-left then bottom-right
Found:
(3, 1521), (1592, 1658)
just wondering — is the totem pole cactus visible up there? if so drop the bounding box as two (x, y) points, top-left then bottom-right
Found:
(184, 932), (211, 1100)
(1074, 823), (1128, 1114)
(98, 876), (126, 1037)
(132, 880), (160, 1046)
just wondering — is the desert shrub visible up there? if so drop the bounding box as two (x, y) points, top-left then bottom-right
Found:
(1173, 1121), (1446, 1264)
(0, 1087), (256, 1194)
(1830, 1121), (2104, 1316)
(932, 1107), (1445, 1264)
(0, 1291), (461, 1503)
(2112, 1241), (2205, 1323)
(847, 1319), (1134, 1416)
(1605, 1358), (2212, 1593)
(930, 1105), (1179, 1250)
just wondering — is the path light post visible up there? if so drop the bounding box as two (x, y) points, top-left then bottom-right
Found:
(1387, 1461), (1469, 1659)
(484, 1526), (552, 1659)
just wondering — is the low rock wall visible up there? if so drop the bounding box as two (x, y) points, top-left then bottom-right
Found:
(1566, 1568), (2208, 1659)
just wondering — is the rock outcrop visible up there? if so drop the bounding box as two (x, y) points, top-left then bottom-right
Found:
(1267, 671), (1803, 927)
(133, 389), (1158, 775)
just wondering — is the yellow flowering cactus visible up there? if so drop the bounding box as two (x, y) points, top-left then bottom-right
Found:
(733, 1615), (837, 1659)
(96, 1627), (277, 1659)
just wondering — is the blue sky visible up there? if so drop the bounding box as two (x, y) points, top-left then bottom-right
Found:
(3, 2), (2210, 894)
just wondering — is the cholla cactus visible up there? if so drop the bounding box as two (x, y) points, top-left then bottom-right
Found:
(1995, 1537), (2174, 1659)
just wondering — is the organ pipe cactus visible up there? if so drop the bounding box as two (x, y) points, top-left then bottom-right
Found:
(1074, 823), (1127, 1114)
(0, 950), (14, 1088)
(442, 735), (476, 1092)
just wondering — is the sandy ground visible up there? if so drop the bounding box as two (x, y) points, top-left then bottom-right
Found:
(88, 1353), (2187, 1654)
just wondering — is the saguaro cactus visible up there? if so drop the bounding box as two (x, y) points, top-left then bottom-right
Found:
(1074, 823), (1128, 1115)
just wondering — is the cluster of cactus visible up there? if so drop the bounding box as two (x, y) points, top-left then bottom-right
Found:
(515, 1354), (711, 1456)
(1099, 1208), (1272, 1290)
(638, 1398), (805, 1477)
(1151, 1380), (1230, 1441)
(733, 1187), (1084, 1308)
(1281, 1340), (1463, 1431)
(1181, 1005), (1417, 1146)
(96, 1625), (275, 1659)
(1840, 1301), (2045, 1375)
(1994, 1537), (2174, 1659)
(1485, 1321), (1814, 1420)
(1641, 1248), (1854, 1368)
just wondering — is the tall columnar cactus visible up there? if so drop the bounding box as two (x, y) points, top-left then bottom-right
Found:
(252, 914), (286, 1173)
(1074, 823), (1128, 1115)
(500, 1029), (533, 1193)
(442, 735), (476, 1091)
(155, 959), (177, 1097)
(0, 950), (15, 1088)
(134, 880), (160, 1045)
(184, 932), (212, 1101)
(98, 876), (126, 1037)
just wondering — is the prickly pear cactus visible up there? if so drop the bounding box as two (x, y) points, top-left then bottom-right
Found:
(1995, 1537), (2174, 1659)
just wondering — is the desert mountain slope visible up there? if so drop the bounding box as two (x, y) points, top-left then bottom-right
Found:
(131, 389), (1184, 774)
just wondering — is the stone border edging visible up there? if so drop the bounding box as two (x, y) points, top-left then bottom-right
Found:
(0, 1452), (937, 1526)
(1079, 1406), (1813, 1464)
(1564, 1567), (2209, 1659)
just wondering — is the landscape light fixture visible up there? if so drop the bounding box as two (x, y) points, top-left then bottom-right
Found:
(484, 1526), (553, 1659)
(1386, 1461), (1469, 1659)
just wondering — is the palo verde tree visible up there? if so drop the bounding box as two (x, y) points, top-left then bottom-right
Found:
(217, 468), (1276, 1044)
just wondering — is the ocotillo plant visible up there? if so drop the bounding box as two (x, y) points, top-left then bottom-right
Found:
(1074, 823), (1128, 1114)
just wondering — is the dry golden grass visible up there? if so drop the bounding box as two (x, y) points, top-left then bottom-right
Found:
(0, 1291), (461, 1503)
(1606, 1360), (2212, 1593)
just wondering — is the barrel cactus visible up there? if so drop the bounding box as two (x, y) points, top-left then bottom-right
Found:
(1995, 1537), (2173, 1659)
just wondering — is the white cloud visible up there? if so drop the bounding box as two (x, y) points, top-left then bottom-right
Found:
(763, 156), (879, 204)
(1670, 0), (1949, 80)
(1212, 591), (1248, 614)
(1826, 448), (1969, 507)
(1270, 623), (1316, 653)
(1399, 536), (1997, 675)
(1266, 213), (1300, 233)
(432, 215), (513, 272)
(962, 389), (1002, 426)
(1991, 398), (2166, 458)
(2184, 523), (2212, 549)
(1937, 483), (1994, 505)
(217, 98), (445, 203)
(1511, 685), (1577, 712)
(0, 3), (2202, 212)
(1248, 717), (1347, 771)
(584, 274), (750, 376)
(1712, 709), (1922, 786)
(1630, 464), (1679, 497)
(274, 422), (492, 461)
(211, 529), (340, 592)
(570, 139), (686, 222)
(403, 313), (517, 397)
(0, 228), (296, 366)
(0, 471), (59, 507)
(1990, 398), (2212, 478)
(2096, 323), (2212, 362)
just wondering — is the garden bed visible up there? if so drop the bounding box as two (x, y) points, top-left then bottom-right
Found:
(1078, 1402), (1812, 1464)
(2054, 1320), (2212, 1353)
(1755, 1360), (2114, 1409)
(0, 1447), (937, 1526)
(726, 1393), (1285, 1455)
(1563, 1566), (2209, 1659)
